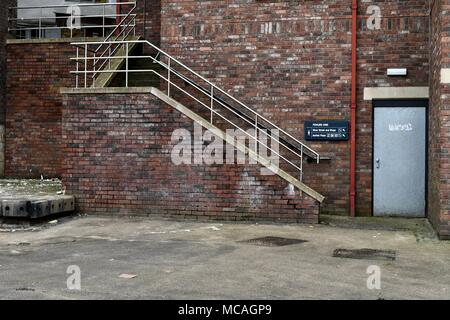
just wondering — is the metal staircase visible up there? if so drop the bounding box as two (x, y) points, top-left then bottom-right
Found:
(70, 3), (325, 203)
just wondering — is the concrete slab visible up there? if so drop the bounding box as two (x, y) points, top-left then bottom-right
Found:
(0, 216), (448, 299)
(1, 199), (29, 217)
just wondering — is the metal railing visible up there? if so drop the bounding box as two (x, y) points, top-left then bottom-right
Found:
(69, 1), (320, 179)
(71, 37), (321, 180)
(8, 2), (136, 39)
(90, 1), (137, 83)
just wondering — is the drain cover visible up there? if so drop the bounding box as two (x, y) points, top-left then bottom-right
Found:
(333, 248), (396, 261)
(241, 236), (307, 247)
(15, 287), (35, 292)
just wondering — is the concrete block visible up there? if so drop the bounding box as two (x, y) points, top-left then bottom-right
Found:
(61, 196), (75, 212)
(28, 200), (51, 219)
(1, 199), (30, 218)
(49, 199), (64, 214)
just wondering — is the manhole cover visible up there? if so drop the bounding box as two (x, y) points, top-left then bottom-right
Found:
(333, 248), (396, 261)
(241, 236), (307, 247)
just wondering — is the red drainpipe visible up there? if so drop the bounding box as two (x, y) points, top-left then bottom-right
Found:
(350, 0), (358, 217)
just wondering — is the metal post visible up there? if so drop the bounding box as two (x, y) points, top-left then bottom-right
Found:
(255, 115), (258, 156)
(125, 43), (129, 87)
(300, 145), (304, 182)
(167, 58), (171, 97)
(103, 5), (106, 37)
(39, 8), (42, 39)
(70, 7), (73, 38)
(76, 47), (79, 88)
(93, 53), (96, 88)
(84, 44), (88, 88)
(210, 86), (214, 124)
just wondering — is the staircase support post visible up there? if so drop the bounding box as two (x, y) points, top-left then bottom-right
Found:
(125, 43), (129, 87)
(167, 58), (171, 96)
(75, 47), (79, 88)
(93, 53), (96, 88)
(300, 145), (304, 182)
(39, 7), (42, 39)
(255, 116), (258, 157)
(84, 43), (88, 88)
(103, 5), (105, 37)
(210, 86), (214, 124)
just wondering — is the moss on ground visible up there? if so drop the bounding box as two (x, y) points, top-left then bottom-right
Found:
(0, 179), (63, 198)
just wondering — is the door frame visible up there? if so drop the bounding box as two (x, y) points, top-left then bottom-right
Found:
(371, 99), (429, 217)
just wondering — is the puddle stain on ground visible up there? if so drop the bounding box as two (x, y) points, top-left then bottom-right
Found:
(333, 248), (396, 261)
(240, 236), (308, 247)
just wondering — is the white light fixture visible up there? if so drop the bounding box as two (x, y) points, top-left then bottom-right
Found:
(387, 68), (407, 76)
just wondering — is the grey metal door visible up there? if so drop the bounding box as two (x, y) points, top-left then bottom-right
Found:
(373, 107), (426, 217)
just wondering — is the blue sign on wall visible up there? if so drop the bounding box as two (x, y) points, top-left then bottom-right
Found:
(305, 120), (349, 141)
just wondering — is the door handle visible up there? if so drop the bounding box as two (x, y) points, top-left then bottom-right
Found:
(375, 158), (380, 169)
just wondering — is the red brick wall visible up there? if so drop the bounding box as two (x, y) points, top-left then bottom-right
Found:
(0, 1), (16, 117)
(135, 0), (161, 44)
(160, 0), (430, 216)
(0, 3), (8, 125)
(61, 92), (320, 223)
(3, 1), (435, 227)
(429, 0), (442, 235)
(356, 1), (430, 216)
(5, 41), (74, 178)
(0, 2), (14, 177)
(429, 0), (450, 239)
(161, 1), (353, 215)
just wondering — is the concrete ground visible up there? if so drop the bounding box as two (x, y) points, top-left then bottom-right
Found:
(0, 214), (449, 300)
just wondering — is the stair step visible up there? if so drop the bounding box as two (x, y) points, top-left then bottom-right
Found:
(109, 70), (161, 87)
(108, 49), (163, 87)
(93, 35), (141, 88)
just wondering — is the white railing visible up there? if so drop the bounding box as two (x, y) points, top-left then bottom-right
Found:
(69, 2), (320, 179)
(71, 37), (321, 180)
(8, 2), (136, 39)
(90, 2), (138, 82)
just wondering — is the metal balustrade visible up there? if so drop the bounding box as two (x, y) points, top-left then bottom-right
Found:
(71, 41), (321, 181)
(90, 2), (138, 85)
(69, 2), (320, 183)
(8, 2), (136, 39)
